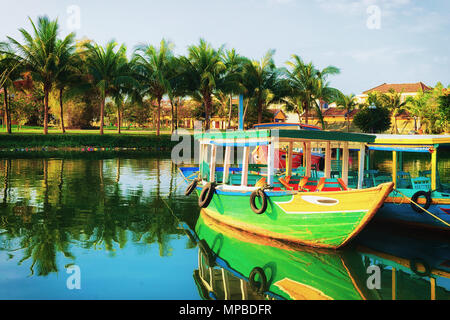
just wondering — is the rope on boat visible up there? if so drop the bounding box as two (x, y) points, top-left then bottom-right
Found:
(393, 188), (450, 228)
(172, 171), (199, 194)
(160, 196), (198, 243)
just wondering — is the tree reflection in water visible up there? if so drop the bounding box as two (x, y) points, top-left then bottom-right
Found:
(0, 155), (199, 277)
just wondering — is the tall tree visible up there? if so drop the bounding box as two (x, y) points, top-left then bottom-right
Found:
(285, 54), (340, 128)
(84, 40), (135, 135)
(335, 93), (358, 132)
(381, 89), (407, 134)
(133, 39), (174, 136)
(241, 49), (284, 125)
(178, 39), (227, 130)
(54, 39), (81, 133)
(167, 56), (189, 133)
(0, 51), (22, 134)
(7, 16), (76, 134)
(406, 92), (427, 132)
(222, 49), (246, 128)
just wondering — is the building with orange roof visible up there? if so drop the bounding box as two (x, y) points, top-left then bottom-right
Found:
(355, 82), (432, 104)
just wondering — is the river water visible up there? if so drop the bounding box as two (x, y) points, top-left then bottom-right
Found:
(0, 152), (449, 300)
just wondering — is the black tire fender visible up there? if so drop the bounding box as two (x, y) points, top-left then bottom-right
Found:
(410, 191), (432, 213)
(198, 183), (215, 208)
(185, 179), (198, 196)
(249, 267), (267, 293)
(250, 189), (268, 214)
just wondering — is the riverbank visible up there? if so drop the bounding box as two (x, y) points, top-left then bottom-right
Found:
(0, 132), (183, 150)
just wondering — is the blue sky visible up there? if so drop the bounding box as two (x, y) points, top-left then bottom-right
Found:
(1, 0), (449, 94)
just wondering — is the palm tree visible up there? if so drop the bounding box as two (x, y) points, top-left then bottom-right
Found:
(54, 39), (81, 133)
(84, 40), (135, 135)
(241, 49), (284, 124)
(178, 39), (227, 130)
(0, 51), (22, 134)
(222, 49), (246, 128)
(335, 93), (358, 132)
(381, 89), (407, 134)
(7, 16), (76, 134)
(406, 92), (427, 132)
(133, 39), (174, 136)
(167, 56), (189, 133)
(285, 54), (340, 128)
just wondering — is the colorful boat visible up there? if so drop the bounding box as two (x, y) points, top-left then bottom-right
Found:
(180, 129), (394, 249)
(193, 212), (375, 300)
(364, 134), (450, 230)
(193, 213), (450, 300)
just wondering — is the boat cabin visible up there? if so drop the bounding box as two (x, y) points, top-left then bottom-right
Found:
(366, 135), (450, 193)
(194, 129), (376, 193)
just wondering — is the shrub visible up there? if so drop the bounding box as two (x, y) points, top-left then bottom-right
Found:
(353, 106), (391, 133)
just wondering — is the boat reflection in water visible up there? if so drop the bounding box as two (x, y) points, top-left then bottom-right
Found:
(193, 212), (450, 300)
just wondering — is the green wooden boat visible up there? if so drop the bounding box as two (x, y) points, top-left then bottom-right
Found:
(193, 213), (450, 300)
(181, 129), (393, 249)
(194, 212), (375, 300)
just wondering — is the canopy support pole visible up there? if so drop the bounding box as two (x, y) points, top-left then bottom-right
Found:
(286, 142), (293, 176)
(342, 142), (349, 186)
(392, 151), (397, 188)
(210, 145), (217, 182)
(357, 143), (365, 189)
(241, 146), (249, 186)
(325, 141), (331, 179)
(431, 149), (437, 190)
(267, 141), (275, 187)
(223, 146), (231, 184)
(305, 141), (311, 177)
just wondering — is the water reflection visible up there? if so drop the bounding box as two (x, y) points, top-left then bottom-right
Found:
(194, 212), (450, 300)
(1, 154), (449, 300)
(0, 156), (199, 280)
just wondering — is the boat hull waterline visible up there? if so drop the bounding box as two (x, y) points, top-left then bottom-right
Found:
(194, 182), (394, 249)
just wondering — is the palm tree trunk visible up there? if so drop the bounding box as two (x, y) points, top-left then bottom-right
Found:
(44, 88), (49, 135)
(100, 97), (105, 135)
(243, 99), (249, 126)
(3, 86), (11, 134)
(304, 101), (309, 124)
(257, 102), (263, 124)
(175, 98), (179, 131)
(347, 111), (350, 132)
(227, 95), (233, 129)
(156, 98), (161, 136)
(393, 116), (398, 134)
(170, 99), (174, 133)
(204, 93), (212, 130)
(59, 88), (65, 133)
(297, 109), (302, 123)
(117, 104), (121, 134)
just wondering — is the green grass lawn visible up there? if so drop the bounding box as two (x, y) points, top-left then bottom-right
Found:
(0, 125), (180, 135)
(0, 125), (193, 150)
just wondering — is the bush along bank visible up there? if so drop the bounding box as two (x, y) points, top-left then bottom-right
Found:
(0, 134), (190, 152)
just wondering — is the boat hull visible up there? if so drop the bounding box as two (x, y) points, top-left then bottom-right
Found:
(195, 213), (376, 300)
(375, 191), (450, 230)
(196, 182), (393, 249)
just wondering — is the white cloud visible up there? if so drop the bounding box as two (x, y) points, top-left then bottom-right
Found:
(314, 0), (412, 16)
(345, 46), (426, 64)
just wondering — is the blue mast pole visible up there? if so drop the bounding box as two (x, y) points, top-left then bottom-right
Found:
(239, 94), (244, 130)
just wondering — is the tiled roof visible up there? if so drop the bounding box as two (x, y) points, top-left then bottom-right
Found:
(363, 82), (431, 94)
(322, 108), (359, 117)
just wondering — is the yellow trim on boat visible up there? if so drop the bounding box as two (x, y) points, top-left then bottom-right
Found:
(274, 278), (333, 300)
